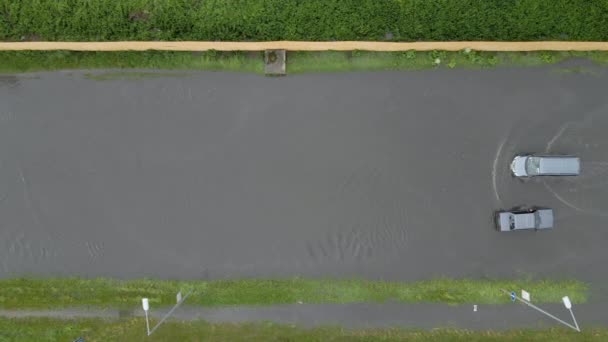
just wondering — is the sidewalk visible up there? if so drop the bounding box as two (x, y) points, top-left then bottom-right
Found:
(1, 41), (608, 52)
(1, 303), (606, 330)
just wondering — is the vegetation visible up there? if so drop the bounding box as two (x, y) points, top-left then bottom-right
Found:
(0, 51), (263, 74)
(1, 0), (607, 42)
(288, 50), (608, 73)
(0, 278), (587, 309)
(1, 317), (606, 342)
(1, 50), (608, 74)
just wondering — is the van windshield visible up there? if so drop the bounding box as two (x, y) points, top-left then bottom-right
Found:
(525, 157), (541, 176)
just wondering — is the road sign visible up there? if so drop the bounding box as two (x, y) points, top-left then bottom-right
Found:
(522, 290), (530, 302)
(500, 288), (580, 332)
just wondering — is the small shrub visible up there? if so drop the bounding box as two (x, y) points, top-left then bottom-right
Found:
(540, 52), (557, 64)
(487, 55), (499, 66)
(466, 51), (483, 64)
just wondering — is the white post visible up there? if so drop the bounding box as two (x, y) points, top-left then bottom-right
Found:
(142, 298), (150, 336)
(563, 296), (580, 332)
(501, 289), (580, 332)
(142, 290), (193, 336)
(144, 310), (150, 336)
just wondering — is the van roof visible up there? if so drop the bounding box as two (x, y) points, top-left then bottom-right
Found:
(539, 157), (580, 174)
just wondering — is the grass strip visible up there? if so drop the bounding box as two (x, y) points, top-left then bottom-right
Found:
(1, 50), (608, 74)
(0, 278), (588, 309)
(0, 51), (264, 74)
(0, 317), (606, 342)
(289, 50), (608, 73)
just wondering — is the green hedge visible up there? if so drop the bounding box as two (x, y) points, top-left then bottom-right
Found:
(1, 0), (607, 42)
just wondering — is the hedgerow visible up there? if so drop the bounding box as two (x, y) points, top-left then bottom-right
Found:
(0, 0), (607, 41)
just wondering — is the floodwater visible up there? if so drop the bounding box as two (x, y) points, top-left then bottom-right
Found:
(0, 65), (607, 284)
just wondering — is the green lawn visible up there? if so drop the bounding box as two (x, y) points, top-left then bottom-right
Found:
(0, 278), (587, 309)
(0, 317), (605, 342)
(1, 50), (608, 74)
(0, 51), (264, 74)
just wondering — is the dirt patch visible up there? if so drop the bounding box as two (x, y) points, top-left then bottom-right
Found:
(20, 34), (42, 42)
(128, 10), (150, 22)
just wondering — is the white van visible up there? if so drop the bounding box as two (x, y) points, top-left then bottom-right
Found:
(511, 155), (580, 177)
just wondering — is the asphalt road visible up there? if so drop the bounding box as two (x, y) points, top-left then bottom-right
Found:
(0, 63), (607, 291)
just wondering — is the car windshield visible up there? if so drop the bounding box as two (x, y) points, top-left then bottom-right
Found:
(525, 157), (541, 175)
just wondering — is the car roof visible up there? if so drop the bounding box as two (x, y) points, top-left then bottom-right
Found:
(538, 156), (580, 174)
(514, 212), (535, 228)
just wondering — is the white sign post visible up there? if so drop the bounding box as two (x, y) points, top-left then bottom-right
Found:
(563, 296), (580, 331)
(141, 290), (193, 336)
(521, 290), (530, 302)
(141, 298), (150, 336)
(501, 289), (580, 332)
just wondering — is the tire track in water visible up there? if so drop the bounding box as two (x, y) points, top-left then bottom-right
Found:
(307, 224), (407, 264)
(15, 166), (58, 261)
(85, 241), (105, 260)
(543, 109), (608, 217)
(0, 165), (90, 268)
(491, 137), (508, 205)
(8, 232), (32, 259)
(307, 165), (408, 264)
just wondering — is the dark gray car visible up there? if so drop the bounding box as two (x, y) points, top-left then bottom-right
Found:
(511, 155), (580, 177)
(495, 207), (554, 232)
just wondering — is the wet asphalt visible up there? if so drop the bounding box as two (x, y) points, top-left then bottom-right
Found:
(0, 63), (607, 297)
